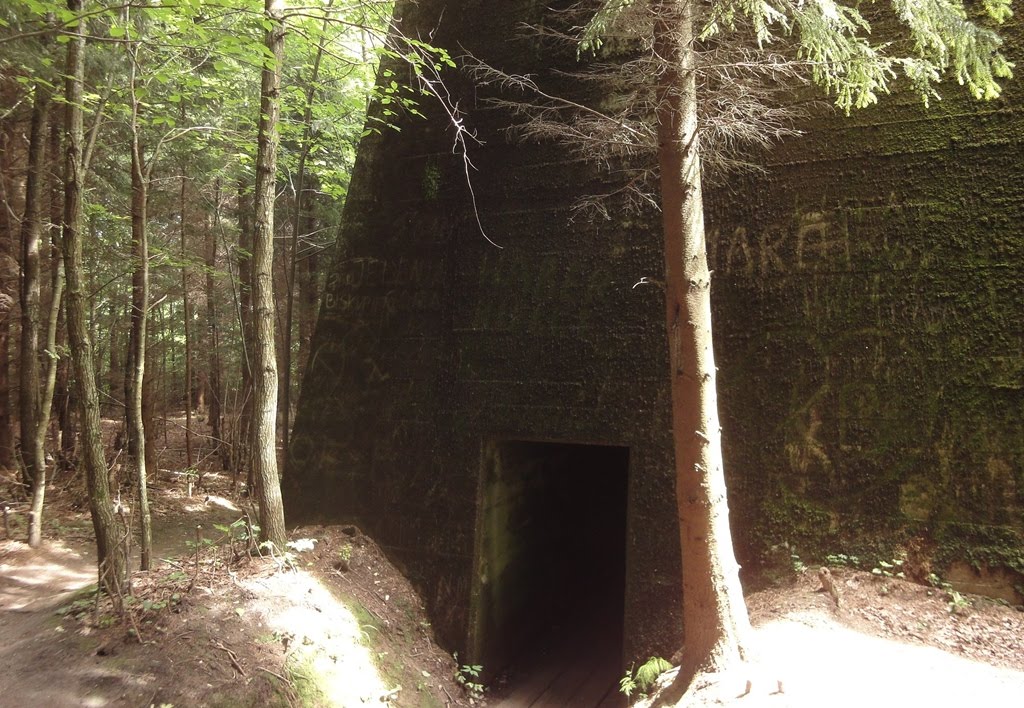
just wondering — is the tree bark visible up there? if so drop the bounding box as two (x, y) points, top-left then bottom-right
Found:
(236, 179), (254, 487)
(128, 134), (151, 569)
(127, 44), (153, 569)
(654, 0), (752, 690)
(0, 122), (18, 471)
(206, 183), (223, 455)
(296, 189), (319, 376)
(251, 0), (288, 548)
(21, 84), (51, 547)
(179, 106), (193, 470)
(63, 0), (126, 603)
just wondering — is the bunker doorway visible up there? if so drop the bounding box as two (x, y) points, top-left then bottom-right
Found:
(474, 440), (628, 706)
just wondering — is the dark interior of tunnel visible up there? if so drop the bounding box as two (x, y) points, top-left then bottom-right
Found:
(477, 441), (629, 703)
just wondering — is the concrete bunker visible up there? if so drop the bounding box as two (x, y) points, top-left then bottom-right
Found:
(472, 440), (629, 696)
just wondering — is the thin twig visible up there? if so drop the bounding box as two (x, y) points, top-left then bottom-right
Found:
(214, 639), (246, 676)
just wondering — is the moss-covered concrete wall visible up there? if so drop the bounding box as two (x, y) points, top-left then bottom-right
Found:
(709, 23), (1024, 593)
(286, 1), (1024, 665)
(285, 0), (682, 663)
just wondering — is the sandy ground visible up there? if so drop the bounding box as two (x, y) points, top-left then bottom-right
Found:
(640, 568), (1024, 708)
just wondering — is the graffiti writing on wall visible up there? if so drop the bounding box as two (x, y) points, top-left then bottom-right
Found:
(710, 198), (932, 276)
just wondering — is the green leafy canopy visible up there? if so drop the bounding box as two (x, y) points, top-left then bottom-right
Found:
(582, 0), (1014, 112)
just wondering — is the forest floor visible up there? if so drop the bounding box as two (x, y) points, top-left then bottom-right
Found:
(1, 418), (1023, 707)
(0, 417), (470, 708)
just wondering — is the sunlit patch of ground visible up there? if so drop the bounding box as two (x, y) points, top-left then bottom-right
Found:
(241, 563), (397, 704)
(646, 612), (1024, 707)
(640, 569), (1024, 708)
(0, 539), (95, 612)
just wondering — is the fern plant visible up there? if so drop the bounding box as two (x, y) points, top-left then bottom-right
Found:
(620, 656), (672, 698)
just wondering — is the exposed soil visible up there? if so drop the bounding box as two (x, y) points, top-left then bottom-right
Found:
(638, 568), (1024, 708)
(0, 418), (469, 708)
(2, 418), (1023, 707)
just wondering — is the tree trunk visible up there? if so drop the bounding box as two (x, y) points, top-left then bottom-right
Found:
(251, 0), (288, 548)
(0, 321), (11, 471)
(296, 190), (319, 376)
(236, 180), (254, 488)
(109, 303), (124, 410)
(127, 52), (152, 569)
(36, 211), (64, 508)
(0, 123), (17, 471)
(62, 0), (126, 604)
(654, 0), (751, 691)
(206, 184), (223, 455)
(179, 119), (193, 470)
(21, 84), (51, 547)
(40, 115), (66, 480)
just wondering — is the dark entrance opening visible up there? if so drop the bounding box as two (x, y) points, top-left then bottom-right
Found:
(474, 440), (628, 706)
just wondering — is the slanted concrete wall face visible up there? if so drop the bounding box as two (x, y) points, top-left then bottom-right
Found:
(708, 22), (1024, 587)
(288, 0), (1024, 660)
(286, 0), (684, 660)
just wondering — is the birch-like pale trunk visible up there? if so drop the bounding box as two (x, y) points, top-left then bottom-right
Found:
(22, 84), (50, 548)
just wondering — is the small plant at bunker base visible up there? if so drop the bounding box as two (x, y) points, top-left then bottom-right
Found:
(872, 558), (905, 579)
(453, 653), (485, 703)
(825, 553), (860, 568)
(929, 572), (972, 614)
(620, 656), (672, 698)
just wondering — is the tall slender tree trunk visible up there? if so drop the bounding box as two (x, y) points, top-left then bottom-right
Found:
(127, 169), (152, 569)
(206, 184), (223, 455)
(50, 112), (73, 470)
(251, 0), (288, 548)
(179, 107), (193, 470)
(236, 181), (254, 488)
(36, 219), (64, 513)
(21, 84), (51, 547)
(127, 46), (152, 568)
(42, 115), (66, 475)
(63, 0), (126, 603)
(654, 0), (751, 691)
(0, 123), (17, 471)
(0, 323), (11, 470)
(296, 191), (319, 376)
(282, 5), (330, 454)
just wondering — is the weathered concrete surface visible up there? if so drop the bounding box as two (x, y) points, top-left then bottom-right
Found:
(287, 1), (1024, 665)
(709, 20), (1024, 588)
(285, 0), (681, 664)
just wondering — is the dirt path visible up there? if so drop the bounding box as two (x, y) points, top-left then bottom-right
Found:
(0, 539), (103, 706)
(0, 467), (251, 708)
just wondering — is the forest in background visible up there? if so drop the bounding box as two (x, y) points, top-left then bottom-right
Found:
(0, 0), (407, 542)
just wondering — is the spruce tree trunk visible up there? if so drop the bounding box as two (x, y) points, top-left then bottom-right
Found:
(251, 0), (288, 548)
(21, 84), (51, 547)
(654, 0), (751, 690)
(63, 0), (126, 603)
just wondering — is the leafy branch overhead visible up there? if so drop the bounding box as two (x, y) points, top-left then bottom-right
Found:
(586, 0), (1013, 111)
